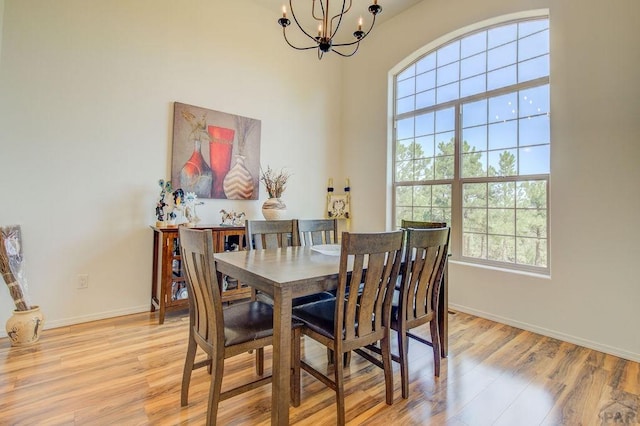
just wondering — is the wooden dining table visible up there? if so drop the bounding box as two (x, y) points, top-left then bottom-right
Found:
(213, 245), (449, 426)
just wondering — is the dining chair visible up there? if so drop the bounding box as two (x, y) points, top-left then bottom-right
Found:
(178, 227), (302, 424)
(297, 218), (347, 365)
(244, 219), (334, 373)
(292, 230), (404, 425)
(361, 227), (450, 399)
(297, 218), (339, 246)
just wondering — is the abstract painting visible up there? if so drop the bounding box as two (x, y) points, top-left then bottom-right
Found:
(171, 102), (261, 200)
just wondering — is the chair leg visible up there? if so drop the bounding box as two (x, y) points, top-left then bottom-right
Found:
(380, 334), (394, 405)
(430, 319), (441, 377)
(181, 335), (197, 406)
(291, 327), (301, 407)
(397, 327), (410, 399)
(334, 350), (346, 426)
(256, 348), (264, 375)
(207, 353), (224, 426)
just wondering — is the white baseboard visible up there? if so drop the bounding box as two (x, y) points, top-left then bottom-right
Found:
(449, 303), (640, 363)
(39, 305), (151, 331)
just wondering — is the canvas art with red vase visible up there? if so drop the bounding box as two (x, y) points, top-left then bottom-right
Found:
(171, 102), (260, 200)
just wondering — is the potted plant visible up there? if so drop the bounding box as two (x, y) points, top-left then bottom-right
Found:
(1, 225), (44, 346)
(259, 166), (291, 220)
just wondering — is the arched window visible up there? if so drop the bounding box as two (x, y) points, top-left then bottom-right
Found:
(392, 14), (550, 273)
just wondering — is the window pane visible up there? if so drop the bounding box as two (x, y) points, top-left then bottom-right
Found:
(433, 184), (452, 207)
(519, 145), (550, 175)
(396, 117), (414, 139)
(397, 77), (414, 99)
(489, 209), (515, 235)
(487, 65), (517, 90)
(397, 64), (415, 81)
(488, 41), (517, 71)
(461, 151), (487, 178)
(463, 233), (487, 258)
(435, 108), (455, 132)
(414, 158), (433, 180)
(437, 41), (460, 65)
(463, 99), (487, 127)
(416, 134), (435, 157)
(436, 131), (455, 154)
(488, 149), (517, 176)
(436, 82), (459, 104)
(396, 138), (413, 161)
(416, 53), (436, 73)
(462, 125), (487, 152)
(519, 19), (548, 37)
(517, 237), (547, 267)
(519, 85), (549, 117)
(488, 235), (515, 262)
(516, 209), (547, 237)
(464, 208), (487, 231)
(488, 23), (517, 48)
(460, 74), (486, 97)
(415, 112), (435, 136)
(519, 115), (549, 146)
(519, 55), (549, 82)
(414, 185), (432, 204)
(489, 92), (518, 123)
(396, 186), (412, 205)
(435, 155), (454, 179)
(461, 52), (486, 79)
(416, 89), (436, 109)
(517, 180), (547, 208)
(416, 70), (436, 92)
(395, 160), (413, 181)
(437, 62), (459, 86)
(518, 29), (549, 61)
(396, 96), (414, 114)
(461, 31), (486, 58)
(463, 183), (487, 207)
(489, 182), (515, 207)
(488, 121), (517, 150)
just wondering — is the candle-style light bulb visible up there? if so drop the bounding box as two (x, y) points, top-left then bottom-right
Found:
(358, 17), (363, 31)
(282, 5), (287, 18)
(318, 24), (322, 37)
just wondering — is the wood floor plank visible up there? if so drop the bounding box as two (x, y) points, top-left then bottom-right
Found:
(1, 310), (638, 425)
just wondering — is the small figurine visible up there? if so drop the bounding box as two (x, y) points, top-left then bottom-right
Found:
(220, 209), (246, 226)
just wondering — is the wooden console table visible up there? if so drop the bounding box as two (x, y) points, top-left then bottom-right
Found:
(150, 224), (248, 324)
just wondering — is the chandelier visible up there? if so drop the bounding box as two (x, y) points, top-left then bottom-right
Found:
(277, 1), (382, 60)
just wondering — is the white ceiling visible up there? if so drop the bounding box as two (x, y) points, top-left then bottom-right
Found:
(255, 0), (422, 25)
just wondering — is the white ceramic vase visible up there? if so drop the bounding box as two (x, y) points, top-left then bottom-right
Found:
(5, 305), (44, 346)
(262, 198), (287, 220)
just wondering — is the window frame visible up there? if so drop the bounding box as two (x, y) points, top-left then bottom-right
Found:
(390, 12), (550, 275)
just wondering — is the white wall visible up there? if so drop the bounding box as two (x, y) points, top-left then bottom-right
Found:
(0, 1), (343, 329)
(342, 0), (640, 361)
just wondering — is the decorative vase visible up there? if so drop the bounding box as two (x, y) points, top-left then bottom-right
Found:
(180, 140), (213, 198)
(208, 126), (235, 199)
(223, 155), (254, 200)
(5, 306), (44, 346)
(262, 198), (287, 220)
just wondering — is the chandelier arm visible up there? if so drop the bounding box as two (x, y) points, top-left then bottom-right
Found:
(331, 12), (377, 48)
(289, 2), (321, 42)
(329, 0), (351, 39)
(282, 29), (321, 51)
(332, 42), (360, 57)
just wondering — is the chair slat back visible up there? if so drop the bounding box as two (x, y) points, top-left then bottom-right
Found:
(337, 231), (404, 344)
(400, 220), (447, 229)
(400, 228), (450, 324)
(298, 219), (338, 246)
(245, 219), (300, 250)
(179, 227), (224, 351)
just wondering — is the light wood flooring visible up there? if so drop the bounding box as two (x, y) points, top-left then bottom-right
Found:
(1, 309), (638, 425)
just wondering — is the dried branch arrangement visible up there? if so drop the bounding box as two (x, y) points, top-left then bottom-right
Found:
(0, 226), (30, 311)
